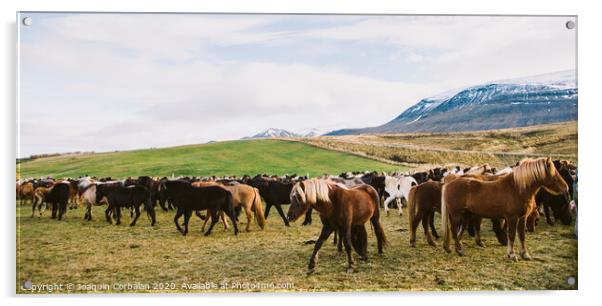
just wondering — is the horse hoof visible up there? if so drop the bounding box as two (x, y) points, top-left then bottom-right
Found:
(428, 241), (437, 247)
(444, 247), (451, 254)
(360, 256), (368, 262)
(508, 254), (519, 262)
(307, 268), (315, 275)
(410, 241), (416, 248)
(285, 223), (290, 227)
(521, 252), (532, 260)
(456, 250), (464, 257)
(346, 267), (354, 274)
(476, 241), (485, 248)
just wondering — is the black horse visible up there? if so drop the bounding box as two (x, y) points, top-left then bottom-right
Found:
(246, 177), (311, 226)
(95, 183), (156, 226)
(536, 162), (574, 226)
(46, 182), (70, 220)
(159, 180), (238, 236)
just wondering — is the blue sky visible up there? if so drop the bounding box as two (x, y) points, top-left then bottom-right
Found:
(18, 13), (576, 157)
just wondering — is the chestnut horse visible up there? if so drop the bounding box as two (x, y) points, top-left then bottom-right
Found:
(407, 180), (442, 247)
(287, 178), (387, 274)
(442, 157), (569, 261)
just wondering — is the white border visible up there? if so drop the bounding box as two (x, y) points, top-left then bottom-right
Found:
(2, 1), (601, 306)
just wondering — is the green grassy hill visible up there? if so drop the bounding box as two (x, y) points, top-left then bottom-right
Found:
(17, 139), (404, 178)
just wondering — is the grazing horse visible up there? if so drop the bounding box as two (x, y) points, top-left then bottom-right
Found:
(442, 157), (569, 260)
(383, 175), (417, 216)
(536, 164), (574, 226)
(95, 184), (156, 226)
(160, 180), (238, 236)
(287, 179), (387, 274)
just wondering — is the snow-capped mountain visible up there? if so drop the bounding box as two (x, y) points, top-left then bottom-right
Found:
(243, 127), (325, 139)
(326, 70), (577, 135)
(244, 128), (301, 139)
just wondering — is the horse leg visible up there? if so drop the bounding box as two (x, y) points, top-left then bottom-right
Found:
(383, 197), (392, 216)
(492, 218), (507, 245)
(302, 207), (313, 226)
(506, 216), (519, 261)
(204, 208), (220, 236)
(130, 205), (141, 226)
(543, 203), (554, 225)
(31, 198), (37, 218)
(40, 202), (47, 217)
(421, 211), (436, 246)
(221, 211), (230, 231)
(342, 226), (355, 273)
(244, 205), (253, 232)
(58, 202), (66, 220)
(183, 210), (192, 236)
(450, 215), (464, 256)
(429, 211), (439, 239)
(174, 207), (184, 234)
(274, 203), (290, 227)
(307, 224), (334, 274)
(518, 216), (532, 260)
(105, 206), (112, 223)
(410, 208), (423, 247)
(115, 207), (122, 225)
(51, 202), (57, 219)
(201, 210), (209, 232)
(264, 202), (272, 219)
(396, 198), (403, 216)
(473, 216), (484, 247)
(224, 205), (239, 235)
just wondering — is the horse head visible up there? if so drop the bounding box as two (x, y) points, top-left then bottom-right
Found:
(540, 157), (570, 201)
(288, 181), (310, 222)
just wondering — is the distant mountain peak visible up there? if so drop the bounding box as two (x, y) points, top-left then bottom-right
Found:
(243, 127), (324, 139)
(326, 70), (577, 135)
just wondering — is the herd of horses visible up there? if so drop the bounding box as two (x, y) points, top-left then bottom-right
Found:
(16, 157), (577, 273)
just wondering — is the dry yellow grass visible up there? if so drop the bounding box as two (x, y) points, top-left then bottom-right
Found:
(303, 121), (577, 168)
(17, 204), (577, 293)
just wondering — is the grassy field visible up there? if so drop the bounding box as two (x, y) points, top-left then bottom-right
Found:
(16, 205), (577, 293)
(303, 121), (577, 168)
(17, 139), (404, 179)
(16, 122), (578, 293)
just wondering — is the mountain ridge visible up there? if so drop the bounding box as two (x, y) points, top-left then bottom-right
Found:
(326, 70), (577, 135)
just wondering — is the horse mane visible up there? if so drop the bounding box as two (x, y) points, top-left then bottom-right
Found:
(513, 158), (553, 193)
(293, 178), (331, 205)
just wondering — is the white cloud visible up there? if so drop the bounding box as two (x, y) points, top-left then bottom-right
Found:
(18, 14), (576, 157)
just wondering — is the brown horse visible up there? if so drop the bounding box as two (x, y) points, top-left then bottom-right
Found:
(442, 157), (569, 261)
(408, 180), (442, 247)
(192, 181), (266, 232)
(287, 178), (387, 274)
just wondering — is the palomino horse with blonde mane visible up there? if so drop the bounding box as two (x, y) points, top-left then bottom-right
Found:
(192, 181), (266, 232)
(442, 157), (569, 261)
(287, 178), (387, 274)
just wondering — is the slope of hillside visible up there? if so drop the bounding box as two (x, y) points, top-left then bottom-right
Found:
(306, 121), (577, 167)
(17, 139), (403, 178)
(327, 70), (577, 135)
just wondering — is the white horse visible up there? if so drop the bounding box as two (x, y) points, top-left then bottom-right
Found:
(383, 175), (418, 216)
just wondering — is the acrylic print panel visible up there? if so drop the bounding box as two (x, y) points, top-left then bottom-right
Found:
(16, 12), (577, 293)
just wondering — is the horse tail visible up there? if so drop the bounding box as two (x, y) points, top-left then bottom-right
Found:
(351, 224), (367, 255)
(407, 186), (417, 241)
(441, 183), (450, 252)
(252, 188), (266, 230)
